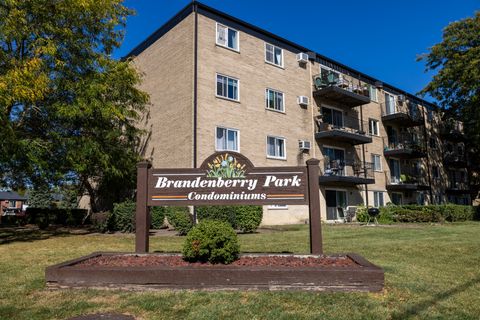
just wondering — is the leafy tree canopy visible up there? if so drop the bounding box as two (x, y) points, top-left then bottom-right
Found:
(419, 11), (480, 191)
(0, 0), (149, 211)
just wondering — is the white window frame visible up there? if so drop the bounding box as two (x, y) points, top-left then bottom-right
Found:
(369, 86), (378, 102)
(373, 191), (385, 207)
(385, 92), (397, 115)
(371, 154), (382, 172)
(266, 135), (286, 160)
(268, 204), (289, 210)
(215, 73), (240, 102)
(265, 43), (284, 68)
(215, 23), (240, 52)
(215, 126), (240, 152)
(368, 119), (379, 136)
(265, 88), (285, 113)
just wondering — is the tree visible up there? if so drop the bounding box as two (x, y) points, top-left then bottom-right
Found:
(419, 11), (480, 194)
(0, 1), (149, 211)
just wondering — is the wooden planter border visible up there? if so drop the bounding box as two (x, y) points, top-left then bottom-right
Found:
(46, 252), (384, 292)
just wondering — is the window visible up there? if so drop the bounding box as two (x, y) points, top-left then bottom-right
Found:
(322, 107), (343, 127)
(8, 200), (16, 208)
(391, 193), (402, 205)
(216, 127), (239, 152)
(320, 67), (340, 84)
(216, 74), (239, 101)
(429, 137), (437, 149)
(267, 136), (286, 159)
(369, 86), (378, 102)
(372, 154), (382, 171)
(384, 92), (396, 115)
(433, 166), (439, 179)
(265, 89), (284, 112)
(216, 23), (239, 51)
(369, 119), (379, 136)
(268, 205), (288, 210)
(265, 43), (283, 67)
(427, 110), (433, 122)
(373, 191), (384, 207)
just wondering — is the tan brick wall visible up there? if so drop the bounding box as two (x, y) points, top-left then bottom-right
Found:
(133, 14), (195, 168)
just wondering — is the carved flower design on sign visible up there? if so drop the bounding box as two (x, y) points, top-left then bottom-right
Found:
(206, 153), (246, 178)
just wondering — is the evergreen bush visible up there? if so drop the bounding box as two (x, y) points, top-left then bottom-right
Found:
(182, 220), (240, 264)
(166, 207), (193, 235)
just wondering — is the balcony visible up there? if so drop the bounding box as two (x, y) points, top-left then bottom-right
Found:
(440, 120), (466, 141)
(312, 73), (370, 108)
(386, 171), (430, 191)
(383, 136), (426, 159)
(319, 159), (375, 186)
(443, 153), (468, 168)
(315, 114), (372, 145)
(381, 102), (424, 127)
(446, 181), (472, 195)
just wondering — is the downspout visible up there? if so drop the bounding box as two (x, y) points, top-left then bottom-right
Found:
(360, 75), (369, 206)
(193, 2), (199, 223)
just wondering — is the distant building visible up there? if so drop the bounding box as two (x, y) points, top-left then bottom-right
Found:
(0, 191), (28, 222)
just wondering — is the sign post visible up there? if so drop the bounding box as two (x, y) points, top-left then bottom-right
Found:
(307, 158), (322, 254)
(135, 152), (322, 254)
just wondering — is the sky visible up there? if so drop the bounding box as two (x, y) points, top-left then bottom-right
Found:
(115, 0), (479, 101)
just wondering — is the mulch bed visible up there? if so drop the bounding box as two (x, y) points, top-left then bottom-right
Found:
(76, 254), (359, 268)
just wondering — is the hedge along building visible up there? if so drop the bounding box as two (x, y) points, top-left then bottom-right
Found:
(128, 1), (472, 224)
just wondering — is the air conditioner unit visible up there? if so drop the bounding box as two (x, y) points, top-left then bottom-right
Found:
(299, 140), (311, 151)
(397, 94), (406, 103)
(296, 52), (309, 63)
(297, 96), (309, 106)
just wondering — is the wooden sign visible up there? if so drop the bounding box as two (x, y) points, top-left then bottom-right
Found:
(135, 152), (322, 255)
(147, 152), (308, 206)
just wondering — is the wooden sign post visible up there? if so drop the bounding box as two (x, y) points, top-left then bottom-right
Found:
(135, 152), (322, 254)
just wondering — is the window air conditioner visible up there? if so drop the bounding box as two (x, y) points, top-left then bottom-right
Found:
(297, 96), (309, 106)
(299, 140), (311, 151)
(296, 52), (309, 63)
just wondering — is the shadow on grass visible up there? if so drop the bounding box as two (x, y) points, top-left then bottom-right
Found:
(391, 275), (480, 319)
(0, 227), (93, 245)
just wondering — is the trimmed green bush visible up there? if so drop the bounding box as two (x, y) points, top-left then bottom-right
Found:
(196, 205), (263, 232)
(26, 207), (88, 229)
(111, 200), (136, 232)
(150, 207), (166, 229)
(182, 220), (240, 264)
(354, 204), (476, 224)
(196, 206), (237, 228)
(166, 207), (193, 235)
(235, 206), (262, 232)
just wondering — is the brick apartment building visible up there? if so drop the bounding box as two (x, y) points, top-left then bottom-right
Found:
(128, 2), (472, 224)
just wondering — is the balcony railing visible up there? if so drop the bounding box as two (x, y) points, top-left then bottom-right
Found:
(386, 170), (430, 191)
(315, 114), (372, 145)
(383, 134), (426, 159)
(444, 152), (467, 167)
(381, 102), (424, 127)
(319, 159), (375, 186)
(312, 73), (371, 107)
(440, 120), (465, 141)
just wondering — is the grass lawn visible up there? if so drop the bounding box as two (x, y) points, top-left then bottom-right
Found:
(0, 223), (479, 320)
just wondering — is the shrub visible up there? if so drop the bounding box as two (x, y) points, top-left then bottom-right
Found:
(196, 206), (237, 228)
(196, 205), (263, 232)
(150, 207), (166, 229)
(182, 220), (240, 264)
(111, 200), (136, 232)
(166, 207), (193, 235)
(26, 207), (88, 228)
(355, 205), (369, 222)
(235, 206), (262, 232)
(91, 212), (112, 232)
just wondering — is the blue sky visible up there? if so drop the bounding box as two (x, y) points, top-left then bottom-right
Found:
(116, 0), (479, 100)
